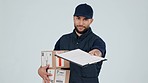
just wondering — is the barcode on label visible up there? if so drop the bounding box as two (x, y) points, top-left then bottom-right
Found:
(56, 80), (63, 83)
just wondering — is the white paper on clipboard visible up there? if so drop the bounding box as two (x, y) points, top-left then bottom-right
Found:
(55, 49), (107, 66)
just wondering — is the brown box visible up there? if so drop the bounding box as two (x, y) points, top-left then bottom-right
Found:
(41, 50), (70, 83)
(47, 69), (70, 83)
(41, 51), (70, 68)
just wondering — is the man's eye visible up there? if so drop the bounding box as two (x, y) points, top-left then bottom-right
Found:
(84, 18), (88, 20)
(77, 17), (80, 19)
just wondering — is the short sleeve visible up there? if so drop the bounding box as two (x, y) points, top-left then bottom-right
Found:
(54, 38), (61, 50)
(91, 38), (106, 58)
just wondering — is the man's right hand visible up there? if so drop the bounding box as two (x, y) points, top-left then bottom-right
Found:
(38, 65), (52, 83)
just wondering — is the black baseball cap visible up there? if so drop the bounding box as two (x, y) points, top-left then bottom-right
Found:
(74, 3), (93, 19)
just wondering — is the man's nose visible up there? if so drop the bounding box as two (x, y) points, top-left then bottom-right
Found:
(79, 20), (84, 25)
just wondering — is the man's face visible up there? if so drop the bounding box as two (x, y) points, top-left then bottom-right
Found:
(74, 16), (93, 34)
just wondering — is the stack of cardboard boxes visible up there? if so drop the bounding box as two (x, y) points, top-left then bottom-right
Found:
(41, 51), (70, 83)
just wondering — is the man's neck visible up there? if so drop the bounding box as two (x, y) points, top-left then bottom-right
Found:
(75, 31), (82, 37)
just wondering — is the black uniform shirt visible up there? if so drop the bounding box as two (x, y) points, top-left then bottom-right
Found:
(54, 28), (106, 83)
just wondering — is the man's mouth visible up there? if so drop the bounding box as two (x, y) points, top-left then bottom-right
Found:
(77, 25), (85, 28)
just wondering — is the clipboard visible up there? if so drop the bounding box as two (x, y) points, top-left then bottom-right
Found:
(55, 49), (107, 66)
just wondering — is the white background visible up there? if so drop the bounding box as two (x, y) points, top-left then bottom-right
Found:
(0, 0), (148, 83)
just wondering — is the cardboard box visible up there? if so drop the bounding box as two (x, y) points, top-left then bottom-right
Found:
(47, 69), (70, 83)
(41, 50), (70, 83)
(41, 51), (70, 68)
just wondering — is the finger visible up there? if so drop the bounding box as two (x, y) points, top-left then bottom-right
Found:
(44, 75), (50, 82)
(45, 72), (53, 76)
(47, 64), (50, 68)
(48, 73), (53, 76)
(95, 50), (102, 57)
(89, 51), (92, 54)
(43, 78), (46, 83)
(94, 52), (98, 56)
(44, 65), (50, 69)
(89, 51), (95, 55)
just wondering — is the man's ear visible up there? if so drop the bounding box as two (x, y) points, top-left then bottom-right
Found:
(89, 19), (94, 24)
(73, 16), (75, 21)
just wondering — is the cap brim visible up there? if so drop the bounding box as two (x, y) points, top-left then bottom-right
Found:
(74, 14), (92, 19)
